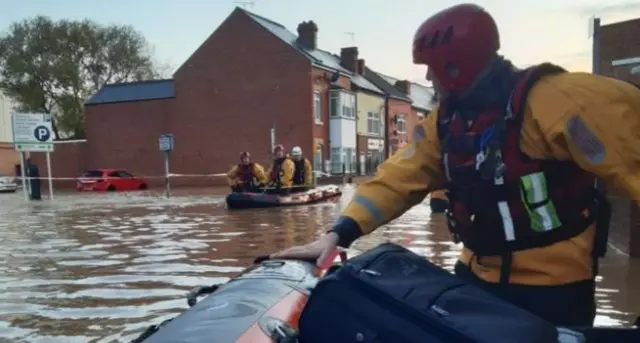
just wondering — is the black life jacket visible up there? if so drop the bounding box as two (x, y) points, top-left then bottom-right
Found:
(437, 63), (610, 282)
(237, 163), (256, 184)
(292, 158), (308, 185)
(269, 158), (287, 183)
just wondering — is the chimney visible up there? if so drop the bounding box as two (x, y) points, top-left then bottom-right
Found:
(394, 80), (411, 95)
(296, 21), (318, 50)
(340, 47), (359, 73)
(357, 59), (366, 75)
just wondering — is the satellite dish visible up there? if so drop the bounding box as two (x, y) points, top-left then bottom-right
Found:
(328, 71), (340, 83)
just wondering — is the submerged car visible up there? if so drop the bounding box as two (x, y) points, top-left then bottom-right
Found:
(0, 173), (18, 193)
(76, 169), (148, 192)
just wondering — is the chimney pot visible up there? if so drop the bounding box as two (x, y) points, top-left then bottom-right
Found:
(394, 80), (411, 96)
(340, 46), (359, 73)
(296, 20), (318, 50)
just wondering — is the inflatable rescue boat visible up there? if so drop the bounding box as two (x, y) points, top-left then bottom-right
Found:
(130, 256), (640, 343)
(225, 185), (341, 210)
(132, 257), (323, 343)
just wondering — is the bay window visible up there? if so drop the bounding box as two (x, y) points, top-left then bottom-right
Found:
(329, 90), (356, 119)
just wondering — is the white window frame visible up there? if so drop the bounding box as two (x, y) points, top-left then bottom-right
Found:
(313, 91), (322, 124)
(367, 111), (381, 135)
(330, 91), (341, 118)
(329, 90), (356, 120)
(396, 113), (407, 134)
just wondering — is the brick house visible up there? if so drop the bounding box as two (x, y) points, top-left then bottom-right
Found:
(358, 69), (414, 156)
(597, 17), (640, 257)
(335, 48), (387, 175)
(597, 17), (640, 85)
(84, 80), (176, 185)
(73, 7), (440, 185)
(378, 73), (436, 130)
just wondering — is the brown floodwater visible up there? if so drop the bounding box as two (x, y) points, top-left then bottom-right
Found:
(0, 185), (638, 342)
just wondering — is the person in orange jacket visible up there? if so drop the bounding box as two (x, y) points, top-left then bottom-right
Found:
(271, 3), (640, 327)
(267, 144), (295, 193)
(227, 152), (267, 192)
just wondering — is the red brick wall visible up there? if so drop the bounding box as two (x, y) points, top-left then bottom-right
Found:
(599, 18), (640, 257)
(0, 143), (18, 175)
(598, 18), (640, 79)
(171, 9), (312, 187)
(30, 141), (88, 189)
(85, 98), (172, 188)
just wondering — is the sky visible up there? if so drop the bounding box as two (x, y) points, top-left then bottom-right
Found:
(2, 0), (640, 84)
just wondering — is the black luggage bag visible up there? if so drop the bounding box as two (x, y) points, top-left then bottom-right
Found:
(298, 242), (573, 343)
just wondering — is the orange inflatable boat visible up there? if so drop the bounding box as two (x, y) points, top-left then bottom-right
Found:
(131, 257), (332, 343)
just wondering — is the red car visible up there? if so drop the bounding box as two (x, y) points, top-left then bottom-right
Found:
(76, 169), (148, 192)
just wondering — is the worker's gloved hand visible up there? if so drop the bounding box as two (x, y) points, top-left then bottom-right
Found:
(270, 231), (340, 266)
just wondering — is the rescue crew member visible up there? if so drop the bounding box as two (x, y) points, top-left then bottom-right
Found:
(291, 146), (314, 191)
(272, 3), (640, 328)
(429, 189), (448, 213)
(227, 152), (267, 192)
(267, 144), (295, 193)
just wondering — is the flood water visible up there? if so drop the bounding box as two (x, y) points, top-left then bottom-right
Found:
(0, 185), (638, 342)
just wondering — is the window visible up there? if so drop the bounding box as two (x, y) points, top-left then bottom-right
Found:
(367, 111), (381, 135)
(313, 91), (322, 124)
(330, 91), (340, 118)
(396, 114), (407, 134)
(330, 147), (342, 174)
(329, 90), (356, 119)
(82, 170), (103, 178)
(116, 171), (134, 178)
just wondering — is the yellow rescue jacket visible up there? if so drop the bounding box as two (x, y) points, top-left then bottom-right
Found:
(227, 163), (267, 187)
(267, 157), (295, 188)
(341, 72), (640, 286)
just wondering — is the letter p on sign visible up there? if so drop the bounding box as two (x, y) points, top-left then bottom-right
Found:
(34, 125), (51, 142)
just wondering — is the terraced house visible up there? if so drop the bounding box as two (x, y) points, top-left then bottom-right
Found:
(79, 7), (436, 183)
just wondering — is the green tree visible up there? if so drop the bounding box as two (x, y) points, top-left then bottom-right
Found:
(0, 16), (168, 139)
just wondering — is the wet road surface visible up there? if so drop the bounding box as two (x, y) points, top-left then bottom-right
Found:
(0, 185), (638, 342)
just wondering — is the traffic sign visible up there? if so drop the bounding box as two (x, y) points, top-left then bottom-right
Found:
(159, 133), (174, 152)
(11, 112), (54, 152)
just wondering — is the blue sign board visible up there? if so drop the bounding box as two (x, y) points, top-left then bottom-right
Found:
(159, 134), (174, 152)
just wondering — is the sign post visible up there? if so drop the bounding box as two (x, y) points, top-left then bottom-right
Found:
(11, 112), (55, 201)
(159, 133), (174, 198)
(19, 152), (28, 201)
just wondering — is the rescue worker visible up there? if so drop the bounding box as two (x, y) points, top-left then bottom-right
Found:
(291, 146), (314, 191)
(267, 144), (295, 194)
(227, 152), (267, 193)
(272, 3), (640, 328)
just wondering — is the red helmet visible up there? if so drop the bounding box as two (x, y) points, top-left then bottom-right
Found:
(273, 144), (284, 153)
(412, 4), (500, 93)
